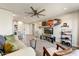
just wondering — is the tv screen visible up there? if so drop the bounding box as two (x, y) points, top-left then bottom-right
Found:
(44, 28), (53, 34)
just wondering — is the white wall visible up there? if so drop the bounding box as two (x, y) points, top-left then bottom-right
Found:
(17, 21), (25, 33)
(31, 11), (79, 47)
(29, 24), (33, 34)
(25, 24), (33, 35)
(77, 12), (79, 47)
(0, 9), (13, 35)
(25, 24), (30, 34)
(34, 22), (43, 38)
(25, 22), (43, 38)
(53, 11), (79, 47)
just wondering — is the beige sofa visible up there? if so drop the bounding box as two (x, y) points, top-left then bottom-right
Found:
(4, 36), (36, 56)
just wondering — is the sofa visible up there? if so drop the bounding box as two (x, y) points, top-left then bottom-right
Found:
(0, 35), (36, 56)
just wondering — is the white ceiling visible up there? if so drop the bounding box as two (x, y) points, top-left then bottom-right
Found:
(0, 3), (79, 23)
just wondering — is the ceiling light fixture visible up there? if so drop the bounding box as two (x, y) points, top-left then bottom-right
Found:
(64, 8), (67, 10)
(13, 14), (17, 16)
(18, 21), (23, 24)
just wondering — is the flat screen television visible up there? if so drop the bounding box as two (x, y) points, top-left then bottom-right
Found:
(44, 28), (53, 34)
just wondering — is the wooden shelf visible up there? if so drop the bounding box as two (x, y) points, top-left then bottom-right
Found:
(39, 26), (50, 28)
(61, 26), (72, 47)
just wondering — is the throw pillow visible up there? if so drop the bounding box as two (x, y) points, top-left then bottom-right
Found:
(4, 34), (15, 42)
(11, 42), (19, 51)
(0, 35), (5, 50)
(3, 42), (13, 54)
(4, 35), (19, 53)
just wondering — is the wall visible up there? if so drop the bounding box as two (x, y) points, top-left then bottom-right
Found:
(0, 9), (13, 35)
(34, 22), (43, 38)
(31, 11), (79, 47)
(25, 24), (30, 34)
(25, 22), (43, 38)
(77, 12), (79, 47)
(53, 11), (79, 47)
(25, 24), (33, 35)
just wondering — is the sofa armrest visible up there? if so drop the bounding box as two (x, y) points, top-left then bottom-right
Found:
(4, 47), (36, 56)
(15, 39), (26, 48)
(14, 35), (26, 49)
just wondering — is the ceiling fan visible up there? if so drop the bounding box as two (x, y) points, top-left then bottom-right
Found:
(25, 6), (45, 18)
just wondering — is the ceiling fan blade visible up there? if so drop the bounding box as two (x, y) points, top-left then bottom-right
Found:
(31, 15), (34, 17)
(30, 6), (35, 12)
(28, 12), (33, 14)
(38, 14), (45, 16)
(38, 9), (45, 13)
(25, 12), (33, 14)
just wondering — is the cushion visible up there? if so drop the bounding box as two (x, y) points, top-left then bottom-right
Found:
(5, 47), (36, 56)
(0, 35), (5, 49)
(4, 35), (19, 53)
(4, 34), (15, 42)
(54, 48), (73, 56)
(3, 42), (13, 54)
(12, 42), (19, 51)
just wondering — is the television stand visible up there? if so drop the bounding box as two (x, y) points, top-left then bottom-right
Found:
(41, 34), (56, 43)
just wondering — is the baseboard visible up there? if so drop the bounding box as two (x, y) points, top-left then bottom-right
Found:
(72, 46), (79, 49)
